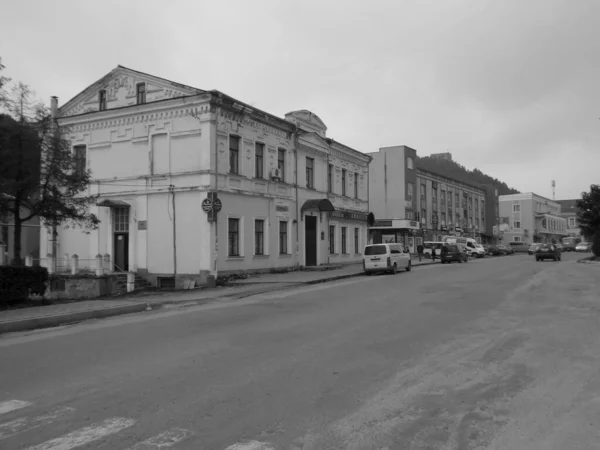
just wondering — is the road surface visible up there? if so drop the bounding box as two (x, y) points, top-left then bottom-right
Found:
(0, 252), (599, 449)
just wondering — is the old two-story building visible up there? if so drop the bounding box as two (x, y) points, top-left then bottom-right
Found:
(499, 193), (567, 244)
(416, 169), (487, 243)
(556, 199), (582, 241)
(40, 66), (370, 288)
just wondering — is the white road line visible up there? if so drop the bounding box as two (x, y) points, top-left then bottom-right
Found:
(26, 417), (136, 450)
(0, 400), (32, 415)
(0, 406), (75, 440)
(128, 428), (194, 449)
(224, 441), (275, 450)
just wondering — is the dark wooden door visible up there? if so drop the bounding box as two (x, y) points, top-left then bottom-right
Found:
(114, 232), (129, 271)
(305, 216), (317, 266)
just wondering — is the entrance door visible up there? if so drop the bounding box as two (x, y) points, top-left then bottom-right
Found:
(305, 215), (317, 266)
(114, 232), (129, 271)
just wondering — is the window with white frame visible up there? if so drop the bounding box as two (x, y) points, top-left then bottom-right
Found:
(113, 207), (129, 232)
(255, 219), (264, 256)
(341, 169), (347, 196)
(327, 164), (333, 193)
(277, 149), (286, 181)
(514, 236), (521, 242)
(255, 143), (264, 179)
(407, 156), (414, 169)
(230, 136), (240, 174)
(354, 228), (359, 253)
(74, 145), (87, 178)
(99, 90), (107, 111)
(136, 83), (146, 104)
(354, 172), (359, 198)
(329, 225), (335, 254)
(513, 204), (520, 212)
(279, 221), (288, 254)
(407, 182), (414, 201)
(306, 157), (314, 189)
(568, 217), (575, 227)
(514, 221), (521, 229)
(228, 218), (240, 257)
(341, 227), (347, 254)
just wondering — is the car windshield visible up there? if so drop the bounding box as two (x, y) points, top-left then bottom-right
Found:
(364, 245), (387, 255)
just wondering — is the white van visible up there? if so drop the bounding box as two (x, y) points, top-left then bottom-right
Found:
(442, 236), (484, 257)
(363, 243), (412, 274)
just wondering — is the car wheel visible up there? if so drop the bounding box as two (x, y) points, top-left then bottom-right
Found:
(406, 261), (412, 272)
(392, 263), (397, 274)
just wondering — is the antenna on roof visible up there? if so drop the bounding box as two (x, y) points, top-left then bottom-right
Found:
(552, 180), (556, 200)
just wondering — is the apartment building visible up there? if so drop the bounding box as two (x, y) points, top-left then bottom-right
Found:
(556, 199), (582, 240)
(499, 193), (567, 244)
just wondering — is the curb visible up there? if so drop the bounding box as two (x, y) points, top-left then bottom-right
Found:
(0, 303), (148, 335)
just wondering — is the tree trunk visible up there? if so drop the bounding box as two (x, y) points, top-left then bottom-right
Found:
(12, 212), (23, 266)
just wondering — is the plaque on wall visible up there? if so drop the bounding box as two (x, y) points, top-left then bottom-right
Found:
(138, 220), (147, 230)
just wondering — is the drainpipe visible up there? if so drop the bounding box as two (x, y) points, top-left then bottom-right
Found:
(170, 185), (177, 280)
(213, 97), (220, 277)
(294, 129), (300, 268)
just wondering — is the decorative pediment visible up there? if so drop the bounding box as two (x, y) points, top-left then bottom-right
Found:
(58, 65), (204, 118)
(298, 131), (330, 155)
(284, 110), (327, 137)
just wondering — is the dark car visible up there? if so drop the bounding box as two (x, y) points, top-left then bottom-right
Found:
(441, 244), (467, 264)
(535, 244), (562, 262)
(496, 245), (514, 255)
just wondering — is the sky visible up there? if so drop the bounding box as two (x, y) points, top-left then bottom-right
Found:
(1, 0), (598, 200)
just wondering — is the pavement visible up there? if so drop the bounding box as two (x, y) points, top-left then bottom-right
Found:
(0, 256), (441, 335)
(1, 252), (599, 449)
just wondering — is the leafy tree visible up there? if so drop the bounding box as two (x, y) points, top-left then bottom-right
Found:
(0, 80), (99, 264)
(576, 184), (600, 257)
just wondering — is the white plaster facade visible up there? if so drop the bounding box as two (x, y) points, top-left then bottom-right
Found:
(42, 66), (370, 287)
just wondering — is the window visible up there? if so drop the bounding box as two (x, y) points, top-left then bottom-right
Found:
(514, 236), (522, 242)
(568, 217), (575, 227)
(354, 228), (359, 253)
(405, 210), (413, 220)
(432, 188), (437, 203)
(99, 90), (107, 111)
(279, 221), (288, 254)
(341, 169), (347, 196)
(136, 83), (146, 104)
(441, 190), (446, 203)
(407, 157), (414, 169)
(327, 164), (333, 193)
(513, 204), (520, 212)
(421, 209), (427, 224)
(455, 192), (459, 204)
(448, 191), (453, 207)
(306, 157), (314, 189)
(329, 225), (335, 254)
(255, 143), (264, 179)
(277, 149), (286, 181)
(354, 172), (359, 198)
(514, 221), (521, 229)
(229, 136), (240, 174)
(441, 212), (447, 225)
(74, 145), (87, 178)
(481, 200), (485, 211)
(113, 207), (129, 232)
(421, 184), (426, 199)
(228, 218), (240, 256)
(407, 182), (414, 201)
(341, 227), (347, 254)
(255, 219), (264, 255)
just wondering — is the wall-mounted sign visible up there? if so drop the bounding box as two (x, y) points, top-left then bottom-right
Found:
(203, 191), (222, 223)
(374, 219), (393, 227)
(138, 220), (147, 231)
(330, 210), (368, 221)
(276, 205), (289, 212)
(455, 226), (462, 232)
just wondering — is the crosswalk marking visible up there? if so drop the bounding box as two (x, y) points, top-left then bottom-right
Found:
(0, 406), (75, 440)
(0, 400), (32, 415)
(128, 428), (194, 449)
(26, 417), (136, 450)
(224, 441), (275, 450)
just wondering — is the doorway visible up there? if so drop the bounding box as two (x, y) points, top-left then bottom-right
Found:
(114, 233), (129, 271)
(305, 215), (317, 266)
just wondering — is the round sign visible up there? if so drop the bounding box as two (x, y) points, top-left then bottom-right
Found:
(201, 198), (213, 212)
(213, 198), (223, 212)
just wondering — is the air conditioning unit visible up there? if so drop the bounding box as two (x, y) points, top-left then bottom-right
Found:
(271, 168), (281, 181)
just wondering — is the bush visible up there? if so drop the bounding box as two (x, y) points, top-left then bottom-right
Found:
(0, 266), (49, 306)
(593, 230), (600, 258)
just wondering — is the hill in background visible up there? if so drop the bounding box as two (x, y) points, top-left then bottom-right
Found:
(416, 153), (520, 196)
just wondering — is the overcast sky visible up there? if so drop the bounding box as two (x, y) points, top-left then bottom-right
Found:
(1, 0), (598, 200)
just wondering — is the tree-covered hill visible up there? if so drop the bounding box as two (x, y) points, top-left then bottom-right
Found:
(416, 155), (520, 196)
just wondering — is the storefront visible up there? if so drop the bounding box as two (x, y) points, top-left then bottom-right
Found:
(368, 219), (421, 253)
(328, 209), (369, 264)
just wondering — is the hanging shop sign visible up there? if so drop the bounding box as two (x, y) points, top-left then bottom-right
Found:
(330, 210), (369, 221)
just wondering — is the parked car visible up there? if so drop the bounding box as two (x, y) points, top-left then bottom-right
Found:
(509, 242), (530, 253)
(528, 243), (541, 255)
(471, 244), (486, 258)
(441, 244), (467, 264)
(486, 245), (502, 256)
(555, 243), (564, 252)
(535, 243), (562, 262)
(497, 245), (514, 255)
(363, 243), (412, 274)
(575, 242), (592, 252)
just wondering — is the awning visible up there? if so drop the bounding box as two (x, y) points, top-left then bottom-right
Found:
(300, 198), (335, 212)
(96, 199), (130, 208)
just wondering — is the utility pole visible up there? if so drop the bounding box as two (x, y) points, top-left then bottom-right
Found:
(552, 180), (556, 201)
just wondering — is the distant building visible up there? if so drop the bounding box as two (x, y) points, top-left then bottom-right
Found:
(499, 193), (567, 244)
(429, 152), (453, 161)
(481, 184), (500, 244)
(556, 199), (581, 240)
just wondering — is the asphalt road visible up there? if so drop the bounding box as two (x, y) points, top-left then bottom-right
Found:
(0, 252), (599, 449)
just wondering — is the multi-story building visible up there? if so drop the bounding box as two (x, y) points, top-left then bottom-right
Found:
(42, 66), (370, 288)
(498, 193), (567, 244)
(481, 184), (500, 244)
(367, 145), (421, 252)
(556, 199), (582, 240)
(416, 169), (486, 243)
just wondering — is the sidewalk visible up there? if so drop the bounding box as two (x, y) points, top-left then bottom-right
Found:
(0, 257), (439, 335)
